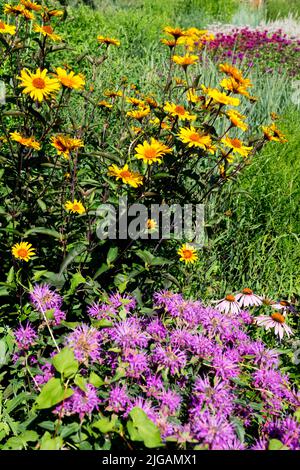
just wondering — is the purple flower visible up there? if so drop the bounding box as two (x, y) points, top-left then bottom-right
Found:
(192, 410), (236, 449)
(54, 384), (100, 421)
(65, 324), (101, 364)
(34, 362), (55, 386)
(192, 376), (234, 416)
(159, 389), (181, 415)
(87, 302), (117, 320)
(106, 385), (129, 413)
(126, 398), (158, 423)
(109, 293), (136, 312)
(123, 349), (149, 378)
(30, 284), (62, 311)
(212, 350), (240, 381)
(151, 345), (187, 375)
(109, 318), (149, 350)
(141, 374), (164, 398)
(146, 319), (168, 342)
(14, 323), (37, 350)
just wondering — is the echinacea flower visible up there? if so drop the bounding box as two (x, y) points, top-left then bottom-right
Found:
(255, 312), (293, 339)
(164, 102), (196, 121)
(54, 67), (85, 90)
(0, 20), (16, 35)
(262, 123), (287, 143)
(221, 136), (252, 157)
(18, 68), (60, 102)
(107, 164), (143, 187)
(12, 241), (36, 262)
(34, 24), (62, 42)
(14, 323), (37, 350)
(51, 135), (84, 158)
(172, 54), (198, 68)
(177, 126), (213, 151)
(215, 294), (240, 315)
(65, 199), (86, 214)
(97, 35), (120, 47)
(177, 243), (198, 264)
(235, 288), (263, 307)
(10, 131), (41, 150)
(134, 138), (172, 165)
(271, 300), (292, 311)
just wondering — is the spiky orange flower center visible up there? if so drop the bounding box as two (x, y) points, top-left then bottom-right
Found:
(189, 132), (201, 142)
(242, 288), (253, 295)
(271, 312), (285, 324)
(32, 77), (46, 89)
(42, 25), (53, 34)
(279, 300), (289, 306)
(175, 105), (186, 115)
(225, 294), (235, 302)
(60, 76), (75, 87)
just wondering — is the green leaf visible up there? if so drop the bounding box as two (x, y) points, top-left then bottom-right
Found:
(2, 431), (38, 450)
(114, 274), (128, 293)
(52, 348), (79, 378)
(107, 246), (118, 266)
(93, 263), (110, 280)
(6, 267), (14, 284)
(0, 339), (7, 368)
(74, 374), (87, 392)
(40, 432), (63, 450)
(268, 439), (289, 450)
(24, 227), (61, 239)
(69, 272), (86, 294)
(93, 415), (121, 434)
(36, 378), (73, 410)
(127, 407), (163, 448)
(89, 371), (104, 387)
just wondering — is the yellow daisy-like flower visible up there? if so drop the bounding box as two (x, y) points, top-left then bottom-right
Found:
(65, 199), (86, 214)
(161, 38), (177, 48)
(126, 108), (150, 121)
(262, 123), (287, 143)
(51, 135), (84, 159)
(17, 68), (60, 102)
(163, 26), (186, 39)
(21, 0), (42, 11)
(201, 85), (240, 107)
(4, 4), (25, 15)
(144, 96), (158, 108)
(98, 100), (113, 109)
(226, 109), (248, 132)
(220, 77), (250, 97)
(54, 67), (85, 90)
(126, 97), (145, 107)
(164, 102), (196, 121)
(146, 219), (157, 231)
(42, 8), (64, 18)
(97, 35), (120, 47)
(135, 138), (172, 165)
(178, 126), (212, 151)
(177, 243), (198, 264)
(172, 54), (198, 68)
(219, 63), (252, 88)
(108, 164), (143, 188)
(10, 131), (41, 150)
(222, 136), (253, 157)
(34, 24), (62, 42)
(186, 88), (201, 104)
(12, 241), (36, 262)
(0, 20), (16, 35)
(104, 90), (122, 98)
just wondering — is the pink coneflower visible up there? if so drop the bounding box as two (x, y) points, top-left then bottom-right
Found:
(255, 312), (293, 339)
(235, 288), (263, 307)
(271, 300), (291, 311)
(215, 294), (240, 315)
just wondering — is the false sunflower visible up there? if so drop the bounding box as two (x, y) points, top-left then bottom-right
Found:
(55, 67), (85, 90)
(164, 102), (196, 121)
(12, 242), (36, 262)
(18, 68), (60, 102)
(34, 24), (62, 42)
(0, 20), (16, 35)
(65, 200), (86, 214)
(108, 164), (143, 188)
(10, 131), (41, 150)
(221, 136), (252, 157)
(134, 138), (172, 165)
(177, 243), (198, 264)
(51, 135), (84, 158)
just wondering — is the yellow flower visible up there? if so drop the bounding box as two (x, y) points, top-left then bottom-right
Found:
(104, 90), (122, 98)
(18, 68), (60, 102)
(177, 243), (198, 264)
(226, 109), (248, 132)
(220, 77), (250, 97)
(146, 219), (157, 231)
(126, 97), (145, 107)
(126, 108), (150, 121)
(65, 199), (86, 214)
(219, 63), (252, 88)
(0, 20), (16, 35)
(10, 131), (41, 150)
(34, 24), (62, 42)
(172, 54), (198, 68)
(12, 241), (36, 262)
(186, 88), (201, 104)
(108, 164), (143, 187)
(144, 96), (158, 108)
(54, 67), (85, 90)
(42, 8), (64, 18)
(51, 135), (84, 158)
(202, 85), (240, 106)
(178, 126), (213, 151)
(262, 123), (287, 143)
(98, 100), (113, 109)
(97, 35), (120, 47)
(161, 38), (177, 48)
(163, 26), (186, 39)
(21, 0), (42, 11)
(134, 138), (172, 165)
(4, 3), (34, 19)
(222, 136), (253, 157)
(164, 102), (196, 121)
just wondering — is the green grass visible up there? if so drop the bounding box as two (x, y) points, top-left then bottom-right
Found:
(266, 0), (300, 20)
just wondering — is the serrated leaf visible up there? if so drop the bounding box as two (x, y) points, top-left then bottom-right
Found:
(36, 378), (73, 410)
(52, 348), (78, 378)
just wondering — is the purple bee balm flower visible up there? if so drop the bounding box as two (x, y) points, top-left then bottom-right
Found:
(109, 318), (149, 350)
(54, 384), (100, 421)
(192, 376), (234, 416)
(189, 334), (215, 357)
(159, 389), (181, 415)
(106, 385), (129, 413)
(151, 344), (187, 375)
(170, 328), (194, 349)
(192, 410), (236, 449)
(52, 308), (66, 326)
(146, 319), (168, 342)
(212, 350), (240, 382)
(87, 302), (117, 320)
(34, 362), (55, 387)
(109, 292), (136, 312)
(123, 349), (149, 378)
(126, 397), (158, 423)
(264, 417), (300, 450)
(14, 323), (37, 350)
(30, 283), (62, 311)
(141, 374), (164, 398)
(65, 324), (101, 364)
(242, 341), (279, 369)
(153, 290), (183, 309)
(251, 437), (268, 450)
(220, 438), (246, 450)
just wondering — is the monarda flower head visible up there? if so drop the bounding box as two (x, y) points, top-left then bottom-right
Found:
(14, 323), (37, 350)
(65, 324), (101, 365)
